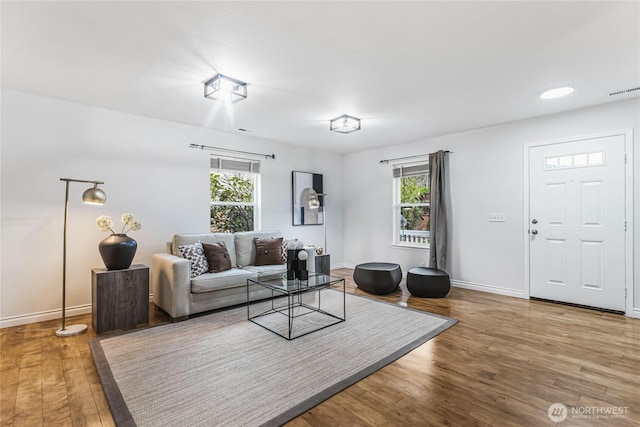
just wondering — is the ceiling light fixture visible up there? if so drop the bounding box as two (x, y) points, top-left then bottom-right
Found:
(539, 86), (574, 100)
(204, 74), (247, 104)
(330, 114), (361, 134)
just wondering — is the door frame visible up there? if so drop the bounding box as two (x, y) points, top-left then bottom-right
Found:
(523, 129), (634, 317)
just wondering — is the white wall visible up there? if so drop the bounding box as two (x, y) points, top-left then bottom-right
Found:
(2, 90), (638, 326)
(344, 98), (640, 313)
(0, 90), (344, 327)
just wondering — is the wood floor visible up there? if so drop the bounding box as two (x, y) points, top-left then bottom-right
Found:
(2, 268), (639, 426)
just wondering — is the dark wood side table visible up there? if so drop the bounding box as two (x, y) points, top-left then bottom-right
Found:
(92, 264), (149, 334)
(315, 254), (331, 275)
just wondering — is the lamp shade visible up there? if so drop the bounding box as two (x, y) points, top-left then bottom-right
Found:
(308, 190), (320, 209)
(82, 186), (106, 205)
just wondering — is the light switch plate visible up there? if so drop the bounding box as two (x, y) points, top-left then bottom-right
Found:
(489, 213), (506, 222)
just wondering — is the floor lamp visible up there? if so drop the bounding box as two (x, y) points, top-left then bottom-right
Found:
(308, 190), (331, 274)
(307, 190), (327, 253)
(56, 178), (107, 337)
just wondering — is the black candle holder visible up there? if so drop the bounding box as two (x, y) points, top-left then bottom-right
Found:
(286, 249), (298, 280)
(297, 259), (308, 280)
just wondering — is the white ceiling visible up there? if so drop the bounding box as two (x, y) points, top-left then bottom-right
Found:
(2, 1), (639, 154)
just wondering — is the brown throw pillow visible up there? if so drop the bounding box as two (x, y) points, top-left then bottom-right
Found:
(254, 237), (284, 266)
(202, 241), (232, 273)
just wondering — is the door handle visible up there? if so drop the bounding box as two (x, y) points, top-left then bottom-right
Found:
(531, 229), (538, 235)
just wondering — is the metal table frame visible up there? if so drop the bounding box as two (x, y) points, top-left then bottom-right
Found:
(247, 273), (346, 340)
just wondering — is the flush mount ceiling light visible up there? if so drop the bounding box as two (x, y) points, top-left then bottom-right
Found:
(330, 114), (361, 134)
(540, 86), (574, 100)
(204, 74), (247, 104)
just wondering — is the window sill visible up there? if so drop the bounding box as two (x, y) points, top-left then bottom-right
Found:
(391, 243), (430, 251)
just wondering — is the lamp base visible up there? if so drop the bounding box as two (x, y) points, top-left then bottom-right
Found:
(56, 324), (88, 337)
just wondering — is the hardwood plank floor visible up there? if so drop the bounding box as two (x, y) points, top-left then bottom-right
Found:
(1, 268), (638, 426)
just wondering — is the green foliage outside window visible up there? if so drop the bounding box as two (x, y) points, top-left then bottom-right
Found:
(210, 172), (255, 233)
(400, 175), (430, 232)
(210, 173), (254, 203)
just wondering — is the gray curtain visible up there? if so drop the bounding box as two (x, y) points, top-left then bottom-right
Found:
(428, 150), (447, 270)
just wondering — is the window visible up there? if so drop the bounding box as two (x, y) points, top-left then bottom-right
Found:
(393, 162), (430, 247)
(544, 150), (604, 170)
(210, 157), (260, 233)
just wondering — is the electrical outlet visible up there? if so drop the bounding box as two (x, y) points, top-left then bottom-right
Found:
(489, 213), (506, 222)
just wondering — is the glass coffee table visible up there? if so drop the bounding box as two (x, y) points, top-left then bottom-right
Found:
(247, 273), (345, 340)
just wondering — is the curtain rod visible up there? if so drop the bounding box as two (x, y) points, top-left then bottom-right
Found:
(379, 151), (452, 164)
(189, 144), (276, 160)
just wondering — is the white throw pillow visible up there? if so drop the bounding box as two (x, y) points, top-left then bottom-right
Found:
(177, 241), (209, 278)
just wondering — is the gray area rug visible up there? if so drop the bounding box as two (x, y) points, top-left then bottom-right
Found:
(90, 290), (456, 427)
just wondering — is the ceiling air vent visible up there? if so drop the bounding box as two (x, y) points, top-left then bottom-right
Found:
(609, 86), (640, 96)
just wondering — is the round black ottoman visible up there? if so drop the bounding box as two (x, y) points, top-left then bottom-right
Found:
(407, 267), (451, 298)
(353, 262), (402, 295)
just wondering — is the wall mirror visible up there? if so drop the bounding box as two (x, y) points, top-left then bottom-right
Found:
(292, 171), (324, 225)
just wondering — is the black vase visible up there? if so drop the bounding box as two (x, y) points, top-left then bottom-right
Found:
(99, 234), (137, 270)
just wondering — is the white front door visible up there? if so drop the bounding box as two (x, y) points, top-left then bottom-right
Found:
(529, 135), (626, 311)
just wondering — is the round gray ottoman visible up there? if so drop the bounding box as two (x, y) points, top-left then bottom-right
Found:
(406, 267), (450, 298)
(353, 262), (402, 295)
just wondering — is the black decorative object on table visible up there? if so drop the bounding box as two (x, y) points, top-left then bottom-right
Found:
(99, 234), (138, 270)
(286, 240), (309, 280)
(297, 261), (308, 280)
(286, 249), (298, 280)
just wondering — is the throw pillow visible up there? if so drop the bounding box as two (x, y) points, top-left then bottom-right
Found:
(177, 241), (209, 278)
(254, 237), (284, 266)
(202, 241), (232, 273)
(281, 238), (302, 262)
(281, 239), (293, 263)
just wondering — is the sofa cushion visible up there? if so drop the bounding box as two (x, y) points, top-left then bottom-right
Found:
(235, 230), (281, 268)
(254, 237), (284, 266)
(191, 268), (257, 293)
(177, 242), (209, 278)
(243, 264), (287, 281)
(172, 233), (237, 267)
(202, 241), (232, 273)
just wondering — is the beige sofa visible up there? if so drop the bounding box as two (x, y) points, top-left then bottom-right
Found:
(152, 230), (287, 321)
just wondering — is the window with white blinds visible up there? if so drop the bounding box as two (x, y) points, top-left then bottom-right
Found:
(210, 157), (261, 173)
(210, 157), (260, 233)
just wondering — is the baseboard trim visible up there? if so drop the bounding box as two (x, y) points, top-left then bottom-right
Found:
(629, 308), (640, 319)
(330, 263), (348, 270)
(1, 293), (155, 329)
(0, 304), (92, 329)
(451, 280), (528, 299)
(343, 266), (529, 293)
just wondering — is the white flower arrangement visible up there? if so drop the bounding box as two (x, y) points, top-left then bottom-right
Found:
(96, 213), (142, 235)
